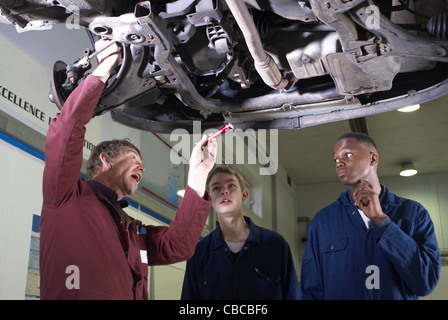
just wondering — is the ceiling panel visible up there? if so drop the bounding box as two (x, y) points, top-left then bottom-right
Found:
(278, 94), (448, 185)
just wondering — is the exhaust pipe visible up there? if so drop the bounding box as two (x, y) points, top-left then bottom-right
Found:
(225, 0), (295, 92)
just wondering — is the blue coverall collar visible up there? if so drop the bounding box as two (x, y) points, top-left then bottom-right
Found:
(211, 216), (261, 250)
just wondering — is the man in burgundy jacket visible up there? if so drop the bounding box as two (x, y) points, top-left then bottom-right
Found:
(40, 40), (217, 299)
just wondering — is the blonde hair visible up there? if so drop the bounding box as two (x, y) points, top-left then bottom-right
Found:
(206, 165), (246, 191)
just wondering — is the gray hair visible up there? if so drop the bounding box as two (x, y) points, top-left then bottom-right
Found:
(86, 139), (142, 180)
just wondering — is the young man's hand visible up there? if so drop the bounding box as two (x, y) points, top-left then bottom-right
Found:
(352, 180), (386, 225)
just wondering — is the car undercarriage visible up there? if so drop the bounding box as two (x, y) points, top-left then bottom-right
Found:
(1, 0), (447, 132)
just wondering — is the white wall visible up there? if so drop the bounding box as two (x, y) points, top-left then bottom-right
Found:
(274, 165), (301, 275)
(0, 139), (44, 299)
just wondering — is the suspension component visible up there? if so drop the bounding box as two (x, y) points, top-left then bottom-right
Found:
(427, 13), (448, 41)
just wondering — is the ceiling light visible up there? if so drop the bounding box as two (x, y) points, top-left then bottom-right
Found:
(397, 104), (420, 112)
(400, 162), (417, 177)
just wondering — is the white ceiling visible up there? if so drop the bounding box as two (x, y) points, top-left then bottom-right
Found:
(277, 93), (448, 185)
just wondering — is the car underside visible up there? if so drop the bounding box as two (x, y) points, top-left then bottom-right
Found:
(1, 0), (447, 132)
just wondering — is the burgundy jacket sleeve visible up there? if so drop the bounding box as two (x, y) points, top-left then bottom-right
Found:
(43, 75), (104, 207)
(145, 185), (212, 265)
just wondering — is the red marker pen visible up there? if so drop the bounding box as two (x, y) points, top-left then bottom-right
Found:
(210, 123), (234, 139)
(197, 123), (234, 149)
